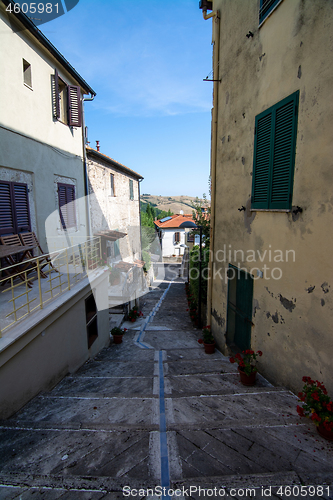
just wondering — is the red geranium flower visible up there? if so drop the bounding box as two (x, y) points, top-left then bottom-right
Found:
(198, 338), (203, 344)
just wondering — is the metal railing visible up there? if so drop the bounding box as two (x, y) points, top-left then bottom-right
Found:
(0, 237), (102, 337)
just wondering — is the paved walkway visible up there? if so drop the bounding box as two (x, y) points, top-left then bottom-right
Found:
(0, 267), (332, 499)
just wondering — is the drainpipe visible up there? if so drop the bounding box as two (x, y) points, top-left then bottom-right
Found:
(138, 177), (143, 261)
(202, 5), (220, 326)
(82, 93), (95, 237)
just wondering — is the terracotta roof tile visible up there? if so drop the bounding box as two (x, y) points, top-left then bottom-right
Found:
(154, 214), (195, 228)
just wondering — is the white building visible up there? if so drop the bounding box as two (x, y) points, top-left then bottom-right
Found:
(154, 214), (196, 258)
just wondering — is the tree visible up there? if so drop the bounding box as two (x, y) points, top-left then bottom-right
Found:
(192, 192), (211, 247)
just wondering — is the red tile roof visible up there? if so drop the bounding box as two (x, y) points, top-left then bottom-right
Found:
(154, 214), (195, 229)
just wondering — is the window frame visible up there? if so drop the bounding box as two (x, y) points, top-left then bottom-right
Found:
(251, 91), (299, 211)
(174, 232), (180, 244)
(57, 183), (76, 230)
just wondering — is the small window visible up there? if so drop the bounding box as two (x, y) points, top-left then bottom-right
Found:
(129, 179), (134, 200)
(174, 232), (180, 243)
(251, 91), (299, 210)
(23, 59), (32, 88)
(259, 0), (283, 25)
(110, 173), (115, 196)
(57, 183), (76, 229)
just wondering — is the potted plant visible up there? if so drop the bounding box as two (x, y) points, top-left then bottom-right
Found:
(111, 326), (127, 344)
(128, 305), (143, 323)
(229, 350), (263, 386)
(297, 376), (333, 441)
(200, 325), (215, 354)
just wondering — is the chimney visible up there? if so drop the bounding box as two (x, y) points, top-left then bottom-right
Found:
(96, 140), (100, 152)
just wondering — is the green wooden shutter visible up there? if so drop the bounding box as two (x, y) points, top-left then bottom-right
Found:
(251, 112), (272, 209)
(270, 92), (299, 210)
(251, 91), (299, 210)
(129, 179), (134, 200)
(259, 0), (281, 24)
(226, 265), (253, 351)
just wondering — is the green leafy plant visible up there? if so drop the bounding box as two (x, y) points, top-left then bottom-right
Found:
(201, 325), (214, 344)
(128, 306), (143, 322)
(297, 377), (333, 431)
(229, 350), (263, 376)
(111, 327), (127, 336)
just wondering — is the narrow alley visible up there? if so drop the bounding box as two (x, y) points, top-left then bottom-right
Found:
(0, 265), (332, 499)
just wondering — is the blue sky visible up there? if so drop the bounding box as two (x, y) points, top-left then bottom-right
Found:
(44, 0), (213, 197)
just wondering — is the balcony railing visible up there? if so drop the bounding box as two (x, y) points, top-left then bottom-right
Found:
(0, 237), (102, 337)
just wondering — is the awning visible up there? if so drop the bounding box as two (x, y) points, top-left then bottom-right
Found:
(94, 230), (127, 241)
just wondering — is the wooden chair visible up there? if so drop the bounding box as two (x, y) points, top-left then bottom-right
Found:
(0, 234), (36, 286)
(19, 232), (58, 274)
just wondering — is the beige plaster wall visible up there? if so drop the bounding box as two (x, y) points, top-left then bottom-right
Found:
(210, 0), (333, 394)
(0, 272), (109, 419)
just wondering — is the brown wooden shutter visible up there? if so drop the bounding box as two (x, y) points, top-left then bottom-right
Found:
(13, 183), (31, 233)
(53, 69), (60, 119)
(0, 181), (15, 235)
(58, 184), (67, 228)
(67, 85), (82, 127)
(58, 183), (76, 229)
(66, 185), (76, 228)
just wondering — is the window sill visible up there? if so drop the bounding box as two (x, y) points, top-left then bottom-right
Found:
(250, 208), (291, 213)
(24, 83), (33, 91)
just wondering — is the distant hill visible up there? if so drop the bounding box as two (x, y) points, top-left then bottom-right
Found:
(140, 194), (202, 215)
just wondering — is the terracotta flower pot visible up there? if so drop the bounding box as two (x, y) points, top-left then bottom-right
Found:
(112, 334), (123, 344)
(204, 342), (215, 354)
(238, 366), (257, 386)
(317, 423), (333, 441)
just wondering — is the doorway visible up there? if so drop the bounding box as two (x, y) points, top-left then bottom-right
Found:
(226, 265), (253, 351)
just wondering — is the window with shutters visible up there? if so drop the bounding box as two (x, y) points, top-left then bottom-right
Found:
(53, 69), (82, 127)
(0, 181), (31, 236)
(57, 183), (76, 229)
(251, 91), (299, 211)
(129, 179), (134, 200)
(259, 0), (283, 25)
(174, 232), (180, 243)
